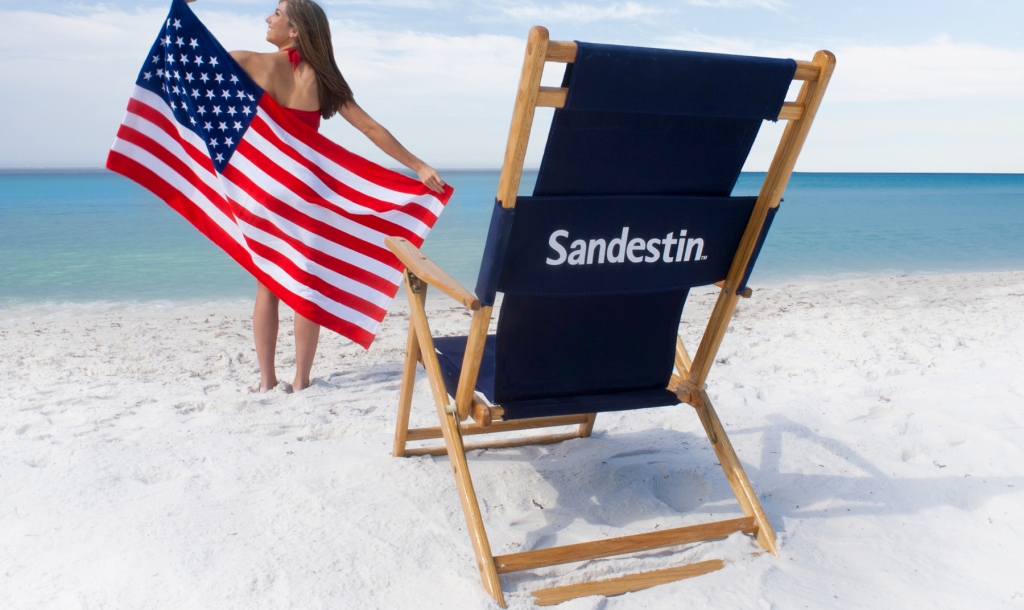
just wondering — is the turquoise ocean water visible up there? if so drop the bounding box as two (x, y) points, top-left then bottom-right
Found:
(1, 170), (1022, 305)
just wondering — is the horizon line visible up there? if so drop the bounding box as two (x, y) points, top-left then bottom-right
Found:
(2, 168), (1024, 176)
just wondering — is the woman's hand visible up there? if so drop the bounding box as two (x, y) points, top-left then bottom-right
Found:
(416, 165), (446, 194)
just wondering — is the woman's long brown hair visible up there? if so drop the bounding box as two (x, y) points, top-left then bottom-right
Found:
(284, 0), (353, 119)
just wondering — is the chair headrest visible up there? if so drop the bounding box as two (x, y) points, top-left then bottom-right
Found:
(564, 42), (796, 120)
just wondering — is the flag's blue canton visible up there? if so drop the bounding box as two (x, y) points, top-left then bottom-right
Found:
(136, 0), (264, 173)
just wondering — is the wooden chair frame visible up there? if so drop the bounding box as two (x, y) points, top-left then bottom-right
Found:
(384, 26), (835, 607)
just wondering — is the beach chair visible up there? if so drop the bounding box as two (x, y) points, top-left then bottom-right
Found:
(385, 27), (834, 607)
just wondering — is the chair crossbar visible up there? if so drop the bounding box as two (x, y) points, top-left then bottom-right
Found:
(494, 516), (756, 574)
(405, 413), (590, 442)
(542, 40), (820, 84)
(536, 85), (807, 120)
(532, 559), (726, 606)
(405, 431), (581, 458)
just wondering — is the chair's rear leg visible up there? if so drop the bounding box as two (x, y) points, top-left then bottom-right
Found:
(392, 318), (422, 457)
(695, 390), (778, 555)
(578, 413), (597, 437)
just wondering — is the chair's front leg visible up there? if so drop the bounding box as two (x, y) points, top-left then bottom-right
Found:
(392, 278), (425, 457)
(403, 271), (506, 607)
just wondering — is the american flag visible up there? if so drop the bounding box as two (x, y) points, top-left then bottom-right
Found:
(106, 0), (452, 348)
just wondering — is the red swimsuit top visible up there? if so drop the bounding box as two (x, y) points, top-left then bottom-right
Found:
(284, 48), (321, 132)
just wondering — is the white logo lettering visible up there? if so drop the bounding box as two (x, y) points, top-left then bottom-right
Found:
(546, 228), (708, 266)
(546, 229), (569, 265)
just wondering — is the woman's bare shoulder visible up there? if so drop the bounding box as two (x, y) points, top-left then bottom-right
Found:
(229, 50), (290, 75)
(229, 50), (291, 92)
(230, 50), (288, 70)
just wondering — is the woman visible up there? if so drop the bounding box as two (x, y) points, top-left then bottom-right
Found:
(197, 0), (446, 392)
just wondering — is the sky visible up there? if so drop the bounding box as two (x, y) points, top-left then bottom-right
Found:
(0, 0), (1022, 171)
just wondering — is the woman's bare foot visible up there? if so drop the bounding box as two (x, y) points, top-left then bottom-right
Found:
(258, 380), (293, 393)
(292, 375), (311, 392)
(259, 379), (279, 393)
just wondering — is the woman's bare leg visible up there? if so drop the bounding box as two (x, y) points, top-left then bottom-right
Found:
(293, 313), (321, 391)
(253, 281), (280, 391)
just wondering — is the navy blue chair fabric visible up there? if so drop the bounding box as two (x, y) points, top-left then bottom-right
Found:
(534, 43), (796, 197)
(475, 199), (514, 306)
(561, 43), (795, 119)
(739, 206), (779, 294)
(445, 42), (793, 420)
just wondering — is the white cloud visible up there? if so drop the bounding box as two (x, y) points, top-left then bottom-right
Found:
(828, 36), (1024, 103)
(494, 2), (664, 23)
(654, 33), (1024, 102)
(0, 6), (544, 169)
(320, 0), (444, 8)
(687, 0), (787, 9)
(1, 5), (1021, 171)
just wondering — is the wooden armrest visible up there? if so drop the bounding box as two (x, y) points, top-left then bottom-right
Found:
(385, 236), (481, 310)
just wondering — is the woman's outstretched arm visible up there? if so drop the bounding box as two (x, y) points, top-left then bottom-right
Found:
(338, 100), (445, 193)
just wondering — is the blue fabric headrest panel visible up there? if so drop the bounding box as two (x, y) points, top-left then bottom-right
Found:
(564, 42), (796, 120)
(532, 43), (796, 198)
(497, 195), (755, 296)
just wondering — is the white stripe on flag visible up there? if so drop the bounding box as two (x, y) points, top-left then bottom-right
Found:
(120, 110), (222, 197)
(221, 176), (403, 285)
(228, 150), (397, 253)
(110, 137), (246, 248)
(243, 126), (434, 236)
(246, 248), (382, 335)
(235, 218), (393, 309)
(132, 87), (216, 165)
(256, 110), (446, 216)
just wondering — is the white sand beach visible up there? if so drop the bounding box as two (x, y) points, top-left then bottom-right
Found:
(2, 271), (1024, 608)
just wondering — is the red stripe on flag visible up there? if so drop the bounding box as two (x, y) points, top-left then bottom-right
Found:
(106, 150), (378, 348)
(115, 124), (233, 220)
(258, 96), (454, 201)
(126, 98), (215, 174)
(248, 116), (439, 226)
(234, 139), (422, 244)
(220, 164), (402, 271)
(228, 201), (396, 295)
(106, 150), (254, 277)
(241, 235), (388, 322)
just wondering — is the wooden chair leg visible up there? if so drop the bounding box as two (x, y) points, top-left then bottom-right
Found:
(694, 390), (778, 555)
(404, 275), (507, 607)
(392, 310), (422, 457)
(578, 413), (597, 437)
